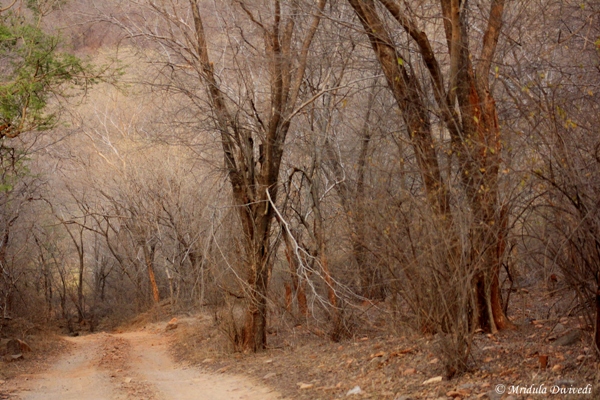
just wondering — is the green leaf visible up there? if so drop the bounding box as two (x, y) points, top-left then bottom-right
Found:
(0, 10), (98, 138)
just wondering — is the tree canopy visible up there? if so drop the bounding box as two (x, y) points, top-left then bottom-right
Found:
(0, 0), (93, 138)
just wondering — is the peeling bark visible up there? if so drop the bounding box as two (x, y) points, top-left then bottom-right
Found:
(347, 0), (513, 332)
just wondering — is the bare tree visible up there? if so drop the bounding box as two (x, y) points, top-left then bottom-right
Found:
(345, 0), (514, 335)
(102, 0), (329, 351)
(500, 0), (600, 351)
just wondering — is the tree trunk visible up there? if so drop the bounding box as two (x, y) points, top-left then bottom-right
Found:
(77, 244), (85, 323)
(346, 0), (514, 333)
(347, 0), (451, 222)
(0, 226), (11, 318)
(353, 92), (385, 300)
(239, 210), (271, 352)
(462, 86), (514, 333)
(324, 104), (385, 300)
(354, 128), (385, 300)
(188, 0), (326, 351)
(283, 229), (309, 317)
(144, 244), (160, 304)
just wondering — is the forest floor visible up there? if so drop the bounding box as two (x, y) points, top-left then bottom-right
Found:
(1, 284), (600, 399)
(167, 315), (599, 400)
(169, 285), (600, 400)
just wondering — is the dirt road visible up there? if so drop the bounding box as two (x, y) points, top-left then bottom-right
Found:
(5, 330), (281, 400)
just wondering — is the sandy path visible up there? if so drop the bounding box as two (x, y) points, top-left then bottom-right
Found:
(7, 330), (281, 400)
(11, 334), (116, 400)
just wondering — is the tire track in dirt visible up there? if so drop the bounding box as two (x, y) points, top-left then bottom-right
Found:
(13, 333), (118, 400)
(118, 330), (281, 400)
(7, 330), (281, 400)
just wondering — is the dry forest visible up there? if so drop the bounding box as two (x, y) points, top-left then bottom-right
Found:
(1, 0), (600, 399)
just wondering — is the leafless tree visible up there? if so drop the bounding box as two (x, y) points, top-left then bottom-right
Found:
(100, 0), (329, 351)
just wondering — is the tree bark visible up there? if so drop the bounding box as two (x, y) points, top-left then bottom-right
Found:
(143, 243), (160, 304)
(283, 230), (309, 317)
(347, 0), (451, 222)
(346, 0), (514, 332)
(188, 0), (326, 351)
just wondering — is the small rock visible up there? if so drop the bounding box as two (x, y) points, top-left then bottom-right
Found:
(551, 364), (563, 372)
(346, 386), (363, 396)
(6, 339), (30, 355)
(549, 323), (567, 340)
(553, 330), (581, 346)
(165, 318), (178, 331)
(124, 377), (132, 383)
(402, 368), (416, 375)
(262, 373), (277, 380)
(264, 359), (273, 364)
(552, 323), (566, 334)
(297, 382), (313, 390)
(423, 376), (443, 385)
(202, 358), (214, 363)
